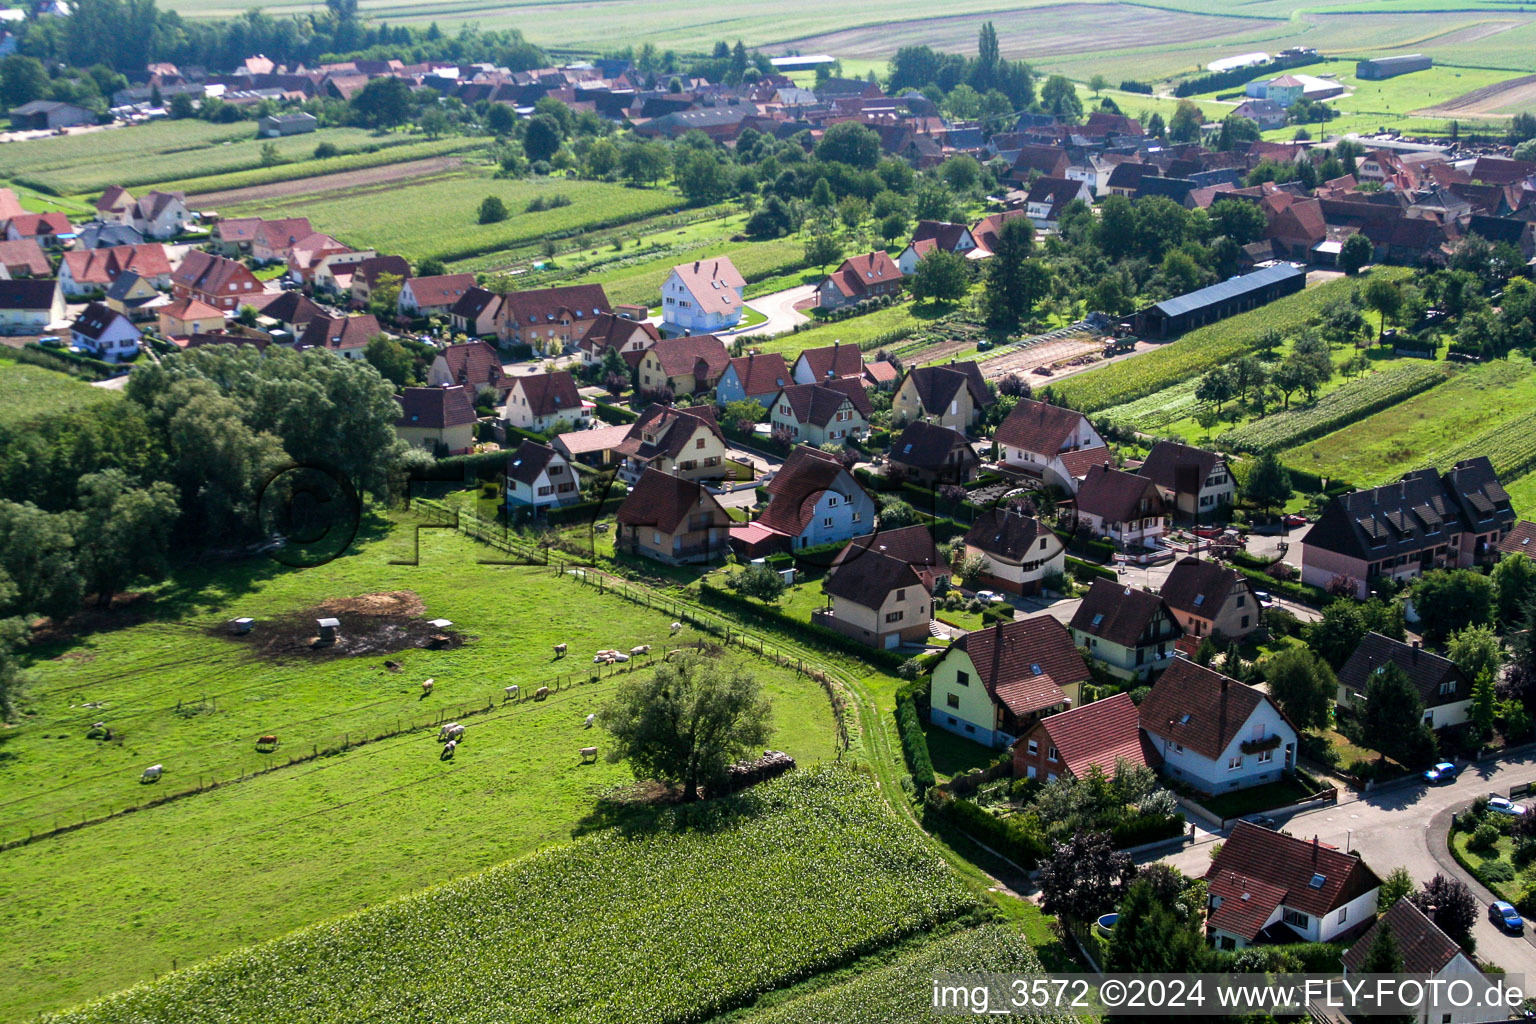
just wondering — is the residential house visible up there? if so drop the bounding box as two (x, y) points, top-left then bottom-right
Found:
(253, 289), (322, 336)
(969, 209), (1031, 256)
(1300, 458), (1515, 598)
(500, 370), (591, 433)
(394, 385), (477, 455)
(995, 398), (1110, 493)
(128, 190), (190, 240)
(503, 438), (580, 510)
(636, 334), (730, 397)
(791, 341), (864, 384)
(1498, 520), (1536, 560)
(813, 549), (931, 650)
(831, 524), (950, 592)
(69, 301), (140, 361)
(892, 361), (992, 433)
(497, 284), (611, 350)
(5, 212), (73, 248)
(295, 312), (381, 360)
(816, 250), (903, 310)
(1009, 143), (1071, 182)
(1337, 632), (1471, 730)
(211, 216), (263, 257)
(929, 615), (1089, 748)
(104, 271), (163, 320)
(1013, 692), (1157, 782)
(750, 445), (875, 551)
(577, 312), (660, 369)
(94, 185), (136, 225)
(768, 378), (872, 446)
(1159, 557), (1258, 641)
(0, 278), (64, 333)
(660, 257), (746, 334)
(1341, 899), (1486, 1024)
(615, 468), (732, 564)
(896, 221), (978, 274)
(1069, 579), (1182, 681)
(714, 351), (790, 409)
(552, 422), (632, 469)
(1231, 99), (1289, 131)
(59, 243), (172, 295)
(963, 509), (1066, 596)
(289, 238), (364, 290)
(449, 286), (502, 339)
(1074, 463), (1168, 550)
(157, 296), (226, 338)
(888, 420), (979, 484)
(1137, 440), (1236, 519)
(400, 273), (477, 318)
(347, 254), (412, 309)
(616, 403), (728, 482)
(171, 250), (265, 310)
(1144, 658), (1298, 793)
(1205, 821), (1380, 949)
(0, 238), (49, 278)
(250, 217), (314, 264)
(863, 359), (900, 391)
(426, 340), (509, 396)
(1024, 176), (1091, 231)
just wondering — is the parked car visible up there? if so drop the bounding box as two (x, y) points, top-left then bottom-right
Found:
(1489, 796), (1528, 816)
(1423, 761), (1460, 784)
(1283, 514), (1308, 527)
(1491, 900), (1525, 933)
(973, 590), (1005, 605)
(1193, 526), (1224, 539)
(1253, 591), (1273, 608)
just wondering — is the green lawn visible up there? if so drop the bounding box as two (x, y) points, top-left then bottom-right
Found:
(0, 521), (839, 1019)
(1450, 830), (1523, 903)
(751, 299), (944, 356)
(0, 354), (115, 426)
(1197, 774), (1323, 820)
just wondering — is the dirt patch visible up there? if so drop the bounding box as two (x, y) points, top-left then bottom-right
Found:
(212, 590), (469, 660)
(1416, 72), (1536, 118)
(29, 592), (153, 644)
(189, 155), (467, 205)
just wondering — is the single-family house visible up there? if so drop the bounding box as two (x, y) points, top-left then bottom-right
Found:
(210, 217), (262, 257)
(500, 370), (591, 433)
(888, 420), (979, 484)
(59, 243), (172, 295)
(128, 190), (189, 240)
(250, 217), (313, 264)
(1337, 632), (1471, 730)
(830, 523), (950, 592)
(816, 250), (903, 310)
(104, 271), (163, 320)
(962, 509), (1066, 597)
(1205, 821), (1380, 949)
(969, 209), (1031, 256)
(0, 278), (64, 333)
(449, 286), (502, 339)
(69, 301), (140, 361)
(1070, 579), (1182, 681)
(615, 468), (732, 564)
(891, 361), (991, 433)
(813, 549), (931, 650)
(400, 273), (477, 318)
(503, 438), (580, 510)
(896, 221), (977, 274)
(0, 238), (49, 278)
(1012, 692), (1158, 782)
(77, 219), (145, 251)
(616, 403), (728, 482)
(1231, 99), (1289, 131)
(5, 212), (73, 248)
(498, 284), (612, 351)
(1160, 557), (1258, 641)
(157, 296), (226, 338)
(552, 422), (633, 469)
(1138, 441), (1236, 520)
(929, 615), (1089, 748)
(1074, 463), (1168, 550)
(995, 398), (1110, 494)
(171, 250), (265, 310)
(394, 385), (477, 455)
(863, 359), (900, 390)
(577, 312), (660, 369)
(1143, 660), (1299, 794)
(715, 351), (790, 410)
(253, 289), (322, 336)
(768, 378), (872, 446)
(295, 312), (381, 360)
(661, 257), (746, 334)
(636, 334), (730, 397)
(1498, 520), (1536, 560)
(427, 340), (509, 395)
(1300, 458), (1515, 598)
(1024, 176), (1092, 231)
(1341, 899), (1485, 1024)
(752, 445), (876, 551)
(791, 341), (864, 385)
(94, 185), (135, 225)
(347, 254), (411, 308)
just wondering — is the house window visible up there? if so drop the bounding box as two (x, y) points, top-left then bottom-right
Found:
(946, 693), (960, 709)
(1337, 907), (1347, 924)
(827, 496), (839, 508)
(1027, 739), (1038, 755)
(1047, 746), (1058, 762)
(1258, 749), (1272, 764)
(696, 438), (706, 449)
(1026, 764), (1036, 779)
(537, 485), (553, 496)
(895, 589), (906, 601)
(1227, 755), (1243, 771)
(885, 611), (903, 623)
(1438, 679), (1456, 696)
(1282, 908), (1309, 929)
(956, 671), (969, 687)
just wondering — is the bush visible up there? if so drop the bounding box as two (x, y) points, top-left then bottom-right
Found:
(895, 694), (936, 792)
(478, 195), (509, 224)
(1470, 822), (1501, 852)
(1482, 860), (1515, 883)
(1110, 811), (1185, 848)
(927, 795), (1048, 869)
(1516, 880), (1536, 916)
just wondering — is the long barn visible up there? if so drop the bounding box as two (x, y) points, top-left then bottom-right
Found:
(1133, 264), (1305, 339)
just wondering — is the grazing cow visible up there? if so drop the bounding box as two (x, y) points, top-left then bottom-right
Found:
(441, 739), (457, 760)
(504, 684), (520, 700)
(554, 643), (567, 658)
(438, 722), (463, 742)
(141, 764), (163, 783)
(630, 645), (650, 656)
(613, 653), (630, 663)
(256, 734), (279, 751)
(579, 746), (598, 764)
(670, 622), (683, 634)
(584, 713), (596, 729)
(421, 678), (434, 694)
(535, 686), (550, 700)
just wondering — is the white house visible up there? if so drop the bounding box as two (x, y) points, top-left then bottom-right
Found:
(1137, 441), (1237, 520)
(994, 398), (1110, 494)
(503, 439), (581, 511)
(961, 508), (1065, 597)
(1336, 632), (1472, 731)
(500, 371), (592, 434)
(0, 278), (65, 334)
(1342, 899), (1487, 1024)
(1139, 659), (1298, 793)
(70, 301), (140, 361)
(661, 257), (745, 334)
(129, 190), (190, 240)
(1073, 464), (1168, 551)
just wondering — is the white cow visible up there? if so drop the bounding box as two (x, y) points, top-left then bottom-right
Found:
(141, 764), (163, 783)
(580, 746), (598, 763)
(554, 643), (568, 658)
(670, 622), (683, 634)
(505, 684), (520, 700)
(630, 645), (650, 656)
(584, 713), (596, 729)
(421, 678), (435, 694)
(439, 722), (464, 742)
(441, 739), (457, 759)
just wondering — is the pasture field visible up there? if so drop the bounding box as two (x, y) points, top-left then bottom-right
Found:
(1285, 357), (1536, 486)
(238, 171), (679, 264)
(1502, 471), (1536, 518)
(0, 522), (841, 1018)
(40, 766), (977, 1024)
(0, 354), (115, 426)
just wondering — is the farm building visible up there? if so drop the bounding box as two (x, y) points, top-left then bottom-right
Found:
(9, 99), (94, 130)
(1356, 54), (1432, 80)
(1134, 264), (1305, 339)
(1206, 52), (1269, 73)
(259, 112), (318, 136)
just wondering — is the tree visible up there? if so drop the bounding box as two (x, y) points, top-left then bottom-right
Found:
(980, 217), (1040, 332)
(0, 617), (29, 722)
(1339, 232), (1373, 276)
(1411, 570), (1493, 644)
(0, 501), (82, 621)
(367, 272), (403, 318)
(1471, 670), (1497, 740)
(803, 229), (843, 271)
(732, 562), (786, 604)
(1379, 866), (1414, 910)
(1039, 75), (1083, 122)
(351, 75), (413, 128)
(0, 55), (50, 108)
(745, 196), (793, 240)
(675, 149), (728, 205)
(1492, 552), (1536, 627)
(1358, 918), (1406, 972)
(74, 470), (179, 607)
(1361, 662), (1436, 768)
(1095, 195), (1136, 260)
(1243, 452), (1291, 517)
(1262, 646), (1336, 731)
(836, 195), (868, 232)
(484, 103), (515, 136)
(419, 107), (450, 141)
(939, 154), (981, 193)
(814, 121), (880, 169)
(878, 497), (922, 528)
(1037, 830), (1134, 923)
(416, 257), (447, 277)
(1304, 599), (1404, 669)
(1364, 277), (1402, 340)
(1446, 623), (1500, 686)
(619, 140), (669, 185)
(1194, 365), (1236, 412)
(1088, 73), (1108, 96)
(1270, 359), (1311, 409)
(1209, 199), (1267, 246)
(810, 177), (835, 210)
(523, 113), (562, 164)
(598, 652), (772, 802)
(1409, 875), (1478, 947)
(910, 250), (969, 305)
(1216, 114), (1260, 151)
(1106, 877), (1209, 973)
(1169, 99), (1203, 143)
(364, 334), (416, 387)
(259, 142), (281, 167)
(478, 195), (508, 224)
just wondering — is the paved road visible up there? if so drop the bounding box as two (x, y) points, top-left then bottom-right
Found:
(740, 283), (816, 338)
(1159, 749), (1536, 976)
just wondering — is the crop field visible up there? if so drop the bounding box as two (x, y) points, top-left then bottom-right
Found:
(1218, 360), (1450, 453)
(752, 300), (944, 358)
(1286, 358), (1536, 487)
(1418, 71), (1536, 118)
(0, 355), (115, 426)
(41, 766), (977, 1024)
(239, 171), (679, 264)
(0, 522), (840, 1018)
(162, 137), (486, 199)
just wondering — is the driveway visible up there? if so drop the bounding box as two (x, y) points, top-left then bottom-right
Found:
(1158, 748), (1536, 976)
(741, 283), (816, 338)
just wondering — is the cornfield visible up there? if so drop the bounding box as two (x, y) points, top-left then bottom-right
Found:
(1220, 361), (1448, 453)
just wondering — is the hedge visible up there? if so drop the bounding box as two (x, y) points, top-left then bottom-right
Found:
(896, 694), (936, 791)
(695, 580), (909, 672)
(21, 342), (119, 379)
(1054, 527), (1116, 563)
(927, 794), (1048, 869)
(1230, 563), (1333, 607)
(546, 493), (627, 525)
(1110, 811), (1185, 848)
(1066, 555), (1117, 582)
(592, 400), (638, 425)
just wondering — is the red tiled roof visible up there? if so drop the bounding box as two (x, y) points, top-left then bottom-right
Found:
(994, 398), (1088, 454)
(822, 548), (925, 611)
(501, 284), (611, 327)
(1076, 463), (1164, 523)
(436, 340), (507, 391)
(1070, 578), (1176, 649)
(1207, 868), (1287, 941)
(160, 297), (224, 322)
(724, 351), (790, 398)
(670, 257), (745, 316)
(794, 342), (863, 382)
(757, 445), (863, 537)
(406, 273), (477, 309)
(616, 467), (727, 534)
(1499, 520), (1536, 558)
(1057, 445), (1113, 481)
(1342, 899), (1463, 976)
(510, 370), (582, 418)
(297, 313), (381, 352)
(773, 378), (872, 427)
(1207, 821), (1382, 934)
(0, 239), (50, 276)
(1029, 692), (1158, 779)
(953, 615), (1087, 718)
(1139, 659), (1277, 760)
(647, 334), (730, 381)
(822, 250), (902, 299)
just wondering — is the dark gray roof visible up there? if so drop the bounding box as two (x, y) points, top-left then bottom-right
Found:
(1337, 631), (1467, 709)
(1151, 265), (1304, 319)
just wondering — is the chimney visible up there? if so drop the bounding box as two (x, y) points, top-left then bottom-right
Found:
(1312, 835), (1319, 862)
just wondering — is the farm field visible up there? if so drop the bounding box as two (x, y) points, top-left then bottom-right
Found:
(38, 766), (977, 1024)
(0, 522), (841, 1018)
(0, 355), (115, 426)
(163, 137), (486, 199)
(237, 171), (680, 264)
(1285, 357), (1536, 487)
(751, 300), (943, 357)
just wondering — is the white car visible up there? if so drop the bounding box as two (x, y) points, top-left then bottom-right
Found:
(1489, 796), (1528, 816)
(974, 590), (1005, 604)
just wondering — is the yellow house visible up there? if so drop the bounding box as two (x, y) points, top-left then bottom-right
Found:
(813, 549), (931, 649)
(892, 362), (993, 434)
(395, 385), (477, 456)
(616, 404), (732, 482)
(636, 334), (730, 397)
(929, 616), (1088, 748)
(157, 296), (226, 337)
